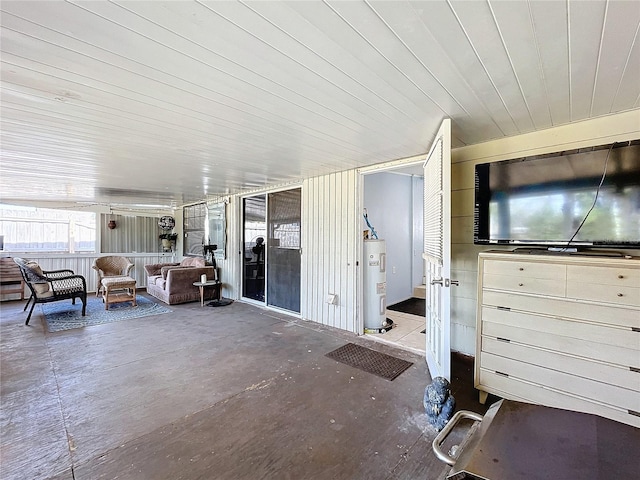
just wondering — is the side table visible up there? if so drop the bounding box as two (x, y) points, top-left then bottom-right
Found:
(193, 280), (221, 307)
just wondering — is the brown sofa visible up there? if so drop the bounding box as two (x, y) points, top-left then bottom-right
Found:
(144, 257), (217, 305)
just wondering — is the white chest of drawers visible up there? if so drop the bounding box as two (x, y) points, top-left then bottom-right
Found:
(475, 251), (640, 427)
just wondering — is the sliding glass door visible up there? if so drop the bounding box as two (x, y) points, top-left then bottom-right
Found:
(267, 189), (301, 313)
(242, 195), (266, 302)
(242, 189), (301, 313)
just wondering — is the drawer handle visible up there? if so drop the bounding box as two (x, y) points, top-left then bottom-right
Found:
(495, 371), (509, 377)
(497, 337), (511, 343)
(518, 283), (524, 287)
(617, 293), (623, 297)
(630, 367), (640, 373)
(618, 275), (625, 279)
(519, 267), (524, 271)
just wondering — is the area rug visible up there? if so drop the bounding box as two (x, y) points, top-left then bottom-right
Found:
(387, 297), (425, 317)
(42, 296), (172, 332)
(325, 343), (413, 381)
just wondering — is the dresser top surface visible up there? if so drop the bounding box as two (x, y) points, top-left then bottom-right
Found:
(479, 250), (639, 266)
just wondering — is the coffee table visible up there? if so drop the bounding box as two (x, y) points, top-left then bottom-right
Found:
(193, 280), (221, 307)
(101, 276), (137, 310)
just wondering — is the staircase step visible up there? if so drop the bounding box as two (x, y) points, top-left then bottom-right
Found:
(413, 285), (426, 299)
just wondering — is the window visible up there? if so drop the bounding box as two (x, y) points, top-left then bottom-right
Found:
(207, 201), (226, 260)
(183, 203), (206, 256)
(0, 204), (96, 253)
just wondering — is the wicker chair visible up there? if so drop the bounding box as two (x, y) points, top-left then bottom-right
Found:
(14, 257), (87, 325)
(92, 256), (134, 297)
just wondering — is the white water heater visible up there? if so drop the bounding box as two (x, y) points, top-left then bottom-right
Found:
(363, 239), (386, 330)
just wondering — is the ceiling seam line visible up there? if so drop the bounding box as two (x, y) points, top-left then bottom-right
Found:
(486, 0), (537, 129)
(445, 0), (518, 134)
(194, 0), (419, 134)
(106, 2), (412, 142)
(1, 21), (377, 147)
(322, 0), (455, 122)
(0, 74), (360, 154)
(528, 0), (554, 126)
(238, 0), (423, 125)
(589, 0), (609, 117)
(2, 58), (370, 155)
(365, 0), (472, 118)
(1, 98), (366, 160)
(567, 0), (573, 122)
(5, 9), (390, 146)
(608, 8), (639, 112)
(405, 0), (505, 140)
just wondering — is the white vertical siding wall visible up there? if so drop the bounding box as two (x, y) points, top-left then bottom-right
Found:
(218, 198), (240, 300)
(301, 171), (359, 332)
(99, 215), (160, 253)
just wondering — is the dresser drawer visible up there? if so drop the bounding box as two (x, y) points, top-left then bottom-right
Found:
(482, 320), (639, 368)
(481, 290), (640, 329)
(567, 282), (640, 307)
(484, 259), (566, 280)
(480, 353), (640, 413)
(480, 306), (640, 350)
(567, 265), (640, 287)
(477, 370), (640, 428)
(481, 336), (638, 391)
(483, 274), (566, 296)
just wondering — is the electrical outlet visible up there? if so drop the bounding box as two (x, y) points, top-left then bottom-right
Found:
(326, 294), (338, 305)
(392, 266), (396, 274)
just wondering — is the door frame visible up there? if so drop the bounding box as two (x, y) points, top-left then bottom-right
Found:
(356, 154), (430, 335)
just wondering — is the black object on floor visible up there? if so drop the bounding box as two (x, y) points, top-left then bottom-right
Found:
(207, 298), (234, 307)
(387, 297), (425, 316)
(325, 343), (413, 381)
(364, 318), (395, 334)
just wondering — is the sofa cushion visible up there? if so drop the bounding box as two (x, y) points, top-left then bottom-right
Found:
(161, 265), (193, 279)
(180, 257), (206, 267)
(148, 275), (162, 286)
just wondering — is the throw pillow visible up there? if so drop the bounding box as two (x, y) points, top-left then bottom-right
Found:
(26, 261), (50, 294)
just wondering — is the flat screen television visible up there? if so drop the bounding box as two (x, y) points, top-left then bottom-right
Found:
(474, 140), (640, 249)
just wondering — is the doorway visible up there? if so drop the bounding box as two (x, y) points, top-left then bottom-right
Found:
(360, 120), (452, 379)
(242, 188), (301, 313)
(361, 165), (425, 353)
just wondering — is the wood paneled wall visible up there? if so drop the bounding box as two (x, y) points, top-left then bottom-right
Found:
(449, 111), (640, 355)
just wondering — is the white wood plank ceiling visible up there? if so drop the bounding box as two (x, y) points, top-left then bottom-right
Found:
(1, 0), (639, 209)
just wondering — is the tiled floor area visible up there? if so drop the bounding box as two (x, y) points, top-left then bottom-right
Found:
(367, 310), (426, 354)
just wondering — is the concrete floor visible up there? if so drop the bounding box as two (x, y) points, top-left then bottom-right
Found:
(0, 294), (486, 480)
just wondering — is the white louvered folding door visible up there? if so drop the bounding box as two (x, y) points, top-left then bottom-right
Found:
(423, 119), (452, 381)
